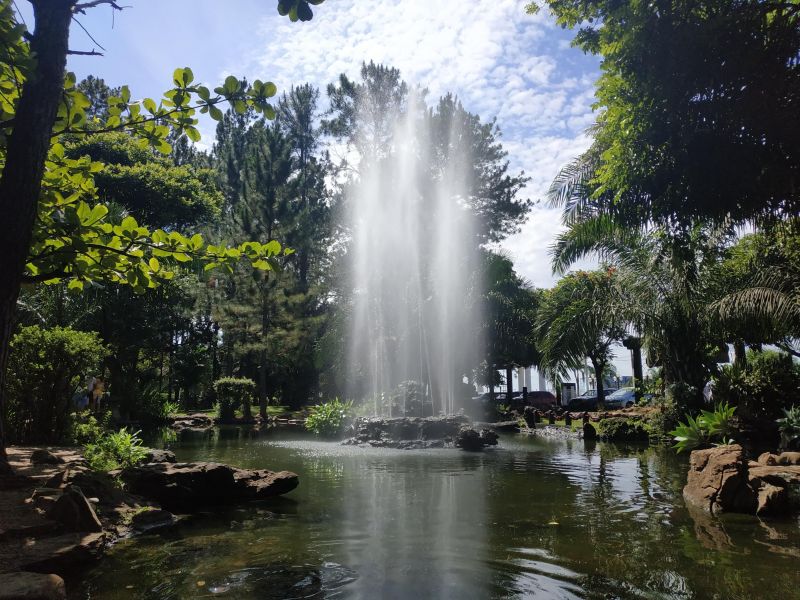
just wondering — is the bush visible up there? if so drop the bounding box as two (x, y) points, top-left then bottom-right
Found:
(644, 396), (681, 441)
(68, 411), (111, 445)
(670, 402), (737, 453)
(84, 428), (148, 472)
(305, 398), (354, 438)
(213, 377), (256, 420)
(598, 417), (649, 442)
(6, 325), (108, 444)
(134, 380), (180, 423)
(714, 350), (800, 419)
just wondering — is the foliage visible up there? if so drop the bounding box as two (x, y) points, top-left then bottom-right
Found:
(670, 402), (736, 453)
(481, 251), (540, 384)
(6, 325), (107, 444)
(597, 418), (649, 443)
(213, 377), (257, 420)
(643, 396), (680, 441)
(68, 411), (110, 446)
(713, 351), (800, 419)
(65, 131), (224, 229)
(777, 406), (800, 450)
(534, 0), (800, 226)
(83, 428), (148, 472)
(305, 398), (354, 437)
(535, 269), (625, 404)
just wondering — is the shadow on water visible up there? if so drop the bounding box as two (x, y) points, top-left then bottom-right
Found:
(72, 429), (800, 599)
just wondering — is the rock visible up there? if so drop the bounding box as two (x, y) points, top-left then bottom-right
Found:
(45, 486), (102, 533)
(757, 451), (800, 466)
(685, 445), (800, 516)
(130, 508), (177, 532)
(683, 445), (756, 514)
(29, 451), (63, 466)
(42, 470), (68, 490)
(119, 462), (299, 511)
(0, 572), (65, 600)
(755, 482), (789, 516)
(66, 471), (125, 507)
(522, 406), (537, 429)
(18, 532), (105, 576)
(143, 449), (176, 463)
(29, 488), (61, 513)
(344, 416), (470, 448)
(169, 413), (214, 431)
(454, 427), (498, 451)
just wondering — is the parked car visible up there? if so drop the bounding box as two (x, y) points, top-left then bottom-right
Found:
(604, 387), (636, 408)
(566, 389), (598, 411)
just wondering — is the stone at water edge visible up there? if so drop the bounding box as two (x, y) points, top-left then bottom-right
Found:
(684, 445), (800, 516)
(454, 427), (498, 451)
(45, 485), (103, 533)
(130, 508), (177, 532)
(119, 462), (299, 512)
(143, 449), (177, 464)
(0, 572), (65, 600)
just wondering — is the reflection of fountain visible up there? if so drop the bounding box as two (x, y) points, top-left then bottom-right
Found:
(346, 97), (481, 416)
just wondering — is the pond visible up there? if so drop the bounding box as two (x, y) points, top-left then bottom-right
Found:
(72, 428), (800, 599)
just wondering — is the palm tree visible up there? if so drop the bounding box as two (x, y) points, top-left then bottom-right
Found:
(535, 269), (626, 407)
(547, 159), (735, 410)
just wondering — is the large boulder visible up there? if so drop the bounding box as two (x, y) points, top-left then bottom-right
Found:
(45, 486), (102, 533)
(119, 462), (298, 512)
(18, 532), (105, 576)
(684, 445), (800, 516)
(0, 572), (65, 600)
(684, 445), (756, 514)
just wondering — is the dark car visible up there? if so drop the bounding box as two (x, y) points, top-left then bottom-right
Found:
(566, 389), (598, 411)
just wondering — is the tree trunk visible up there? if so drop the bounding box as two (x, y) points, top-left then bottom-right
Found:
(733, 340), (747, 369)
(505, 365), (513, 404)
(591, 358), (605, 409)
(0, 1), (74, 474)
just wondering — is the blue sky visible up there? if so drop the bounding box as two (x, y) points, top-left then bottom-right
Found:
(20, 1), (632, 376)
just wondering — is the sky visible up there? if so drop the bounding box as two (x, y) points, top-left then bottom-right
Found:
(19, 1), (632, 376)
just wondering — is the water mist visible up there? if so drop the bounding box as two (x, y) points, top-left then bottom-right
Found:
(346, 95), (482, 416)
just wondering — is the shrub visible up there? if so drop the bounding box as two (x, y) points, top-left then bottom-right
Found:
(305, 398), (354, 438)
(84, 428), (148, 472)
(6, 325), (108, 444)
(643, 397), (681, 441)
(134, 380), (180, 423)
(777, 405), (800, 450)
(598, 417), (649, 442)
(213, 377), (256, 420)
(670, 402), (737, 453)
(68, 411), (111, 445)
(714, 351), (800, 419)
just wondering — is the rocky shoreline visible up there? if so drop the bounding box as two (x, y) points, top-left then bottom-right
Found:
(0, 446), (298, 599)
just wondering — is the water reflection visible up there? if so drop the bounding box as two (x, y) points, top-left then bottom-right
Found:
(73, 431), (800, 599)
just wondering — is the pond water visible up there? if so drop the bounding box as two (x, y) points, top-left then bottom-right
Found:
(72, 428), (800, 599)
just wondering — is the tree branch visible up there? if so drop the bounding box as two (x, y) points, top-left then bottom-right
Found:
(67, 48), (103, 56)
(73, 0), (125, 14)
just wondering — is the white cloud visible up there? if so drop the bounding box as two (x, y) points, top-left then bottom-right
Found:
(228, 1), (599, 285)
